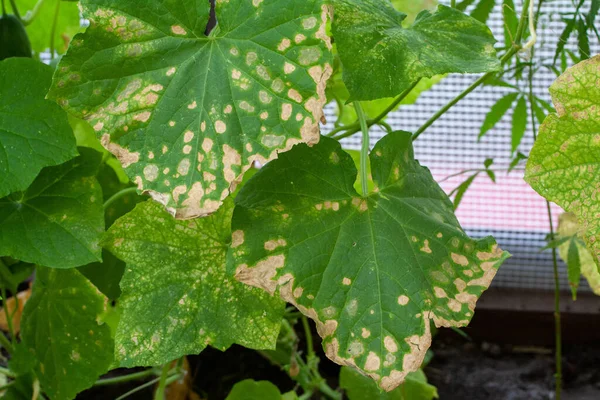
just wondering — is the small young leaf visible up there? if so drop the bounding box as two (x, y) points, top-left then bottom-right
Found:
(471, 0), (495, 25)
(554, 19), (576, 65)
(530, 96), (547, 125)
(0, 58), (77, 198)
(104, 199), (283, 367)
(479, 93), (519, 140)
(484, 158), (494, 169)
(340, 367), (438, 400)
(526, 56), (600, 269)
(502, 0), (518, 49)
(588, 0), (600, 27)
(456, 0), (477, 12)
(576, 17), (591, 61)
(20, 267), (114, 400)
(0, 148), (104, 269)
(535, 96), (555, 114)
(452, 173), (479, 210)
(332, 2), (499, 101)
(485, 169), (496, 183)
(508, 152), (527, 173)
(511, 96), (528, 153)
(229, 132), (508, 391)
(225, 380), (283, 400)
(49, 0), (332, 219)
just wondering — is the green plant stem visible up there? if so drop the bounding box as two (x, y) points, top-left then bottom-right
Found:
(514, 0), (532, 44)
(318, 381), (341, 400)
(300, 315), (315, 361)
(94, 369), (157, 387)
(103, 187), (138, 211)
(2, 0), (6, 17)
(0, 287), (15, 345)
(412, 72), (496, 140)
(327, 79), (421, 139)
(439, 167), (525, 183)
(0, 366), (15, 378)
(354, 102), (370, 197)
(49, 0), (61, 59)
(8, 0), (19, 19)
(354, 109), (371, 190)
(0, 331), (13, 355)
(298, 390), (314, 400)
(115, 372), (181, 400)
(153, 363), (171, 400)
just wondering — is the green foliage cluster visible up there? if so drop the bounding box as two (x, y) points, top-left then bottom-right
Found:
(0, 0), (599, 399)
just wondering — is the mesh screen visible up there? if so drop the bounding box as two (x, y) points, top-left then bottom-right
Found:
(321, 0), (600, 292)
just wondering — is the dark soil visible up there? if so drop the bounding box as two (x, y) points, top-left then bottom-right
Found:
(425, 334), (600, 400)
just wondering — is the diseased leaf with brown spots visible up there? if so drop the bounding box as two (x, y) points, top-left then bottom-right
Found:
(48, 0), (333, 219)
(526, 55), (600, 268)
(228, 132), (508, 391)
(103, 198), (284, 367)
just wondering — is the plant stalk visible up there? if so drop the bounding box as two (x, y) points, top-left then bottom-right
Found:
(354, 102), (370, 197)
(300, 315), (315, 362)
(94, 369), (157, 387)
(153, 363), (171, 400)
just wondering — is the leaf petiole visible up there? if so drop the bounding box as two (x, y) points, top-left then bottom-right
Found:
(353, 102), (370, 197)
(103, 187), (139, 211)
(94, 368), (158, 387)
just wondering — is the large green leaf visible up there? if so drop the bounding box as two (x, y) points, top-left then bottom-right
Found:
(229, 132), (508, 391)
(103, 198), (283, 367)
(340, 367), (438, 400)
(526, 55), (600, 266)
(49, 0), (333, 219)
(20, 267), (114, 400)
(16, 0), (82, 54)
(0, 148), (104, 268)
(331, 2), (499, 101)
(0, 58), (77, 198)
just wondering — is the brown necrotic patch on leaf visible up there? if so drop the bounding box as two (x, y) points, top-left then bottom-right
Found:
(49, 0), (333, 219)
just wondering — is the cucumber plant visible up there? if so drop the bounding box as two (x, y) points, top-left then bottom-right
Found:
(0, 0), (588, 399)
